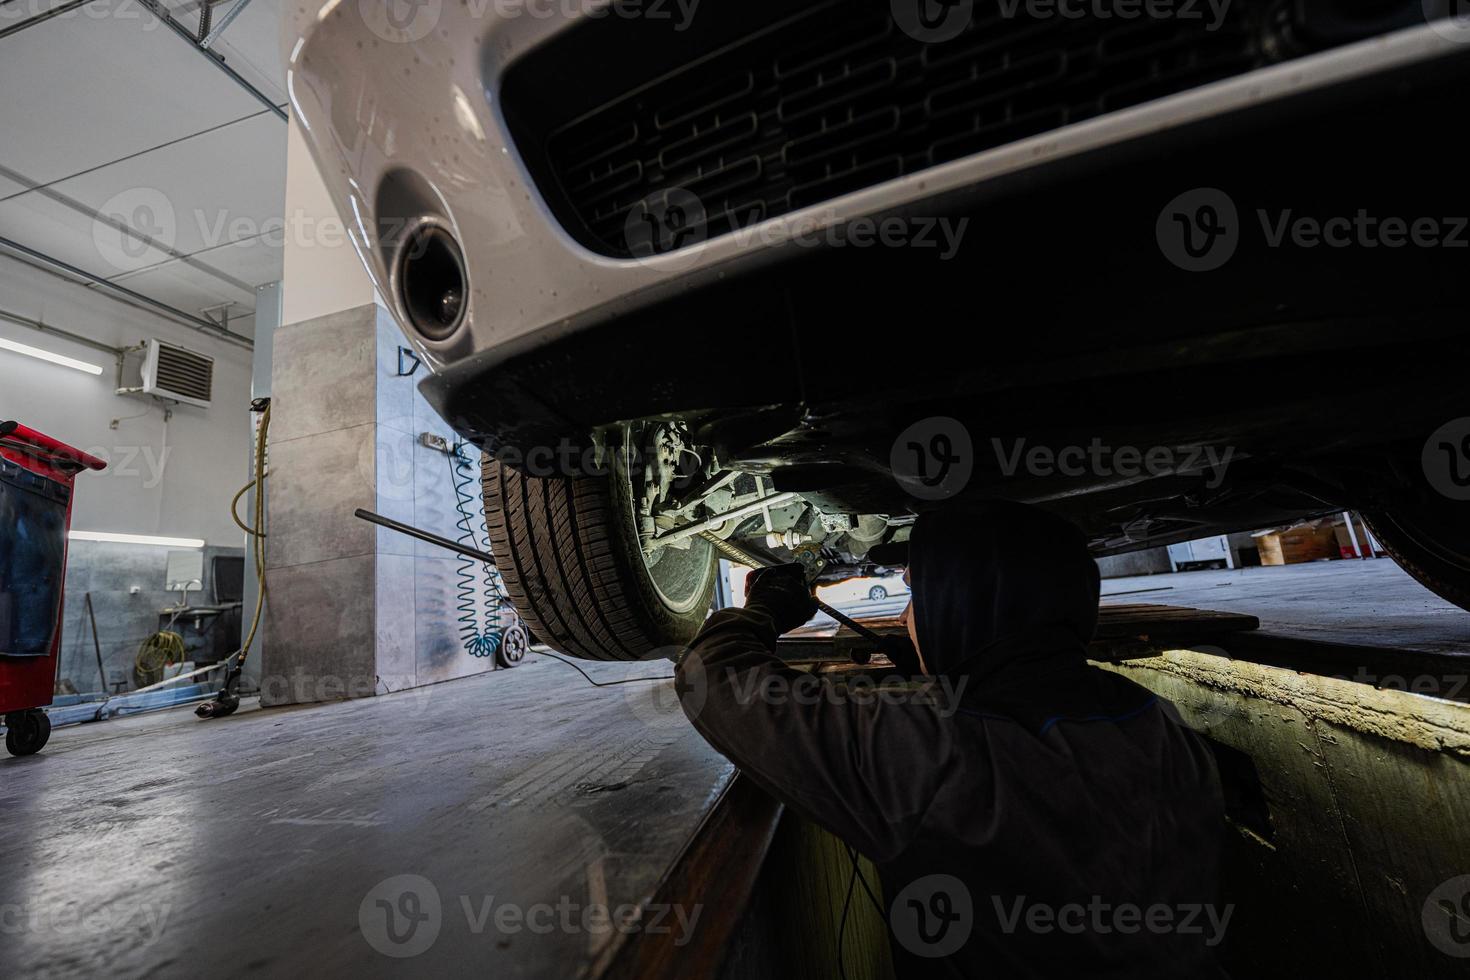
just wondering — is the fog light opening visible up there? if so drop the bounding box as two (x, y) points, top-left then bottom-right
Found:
(398, 222), (467, 341)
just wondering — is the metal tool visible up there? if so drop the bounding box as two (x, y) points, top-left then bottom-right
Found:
(355, 508), (497, 564)
(358, 507), (896, 664)
(696, 531), (890, 646)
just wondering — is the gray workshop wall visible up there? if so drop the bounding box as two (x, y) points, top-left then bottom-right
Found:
(260, 302), (500, 705)
(57, 540), (244, 694)
(1096, 546), (1172, 577)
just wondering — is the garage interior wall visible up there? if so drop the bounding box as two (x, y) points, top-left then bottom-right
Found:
(0, 251), (255, 691)
(0, 254), (254, 542)
(257, 115), (502, 704)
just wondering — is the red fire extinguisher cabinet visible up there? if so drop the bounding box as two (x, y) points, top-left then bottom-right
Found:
(1, 421), (105, 756)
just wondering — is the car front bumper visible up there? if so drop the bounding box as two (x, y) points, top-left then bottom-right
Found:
(286, 5), (1470, 439)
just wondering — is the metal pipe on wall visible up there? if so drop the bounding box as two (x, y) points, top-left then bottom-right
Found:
(0, 307), (126, 359)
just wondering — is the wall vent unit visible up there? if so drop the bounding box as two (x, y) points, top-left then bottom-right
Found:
(117, 339), (214, 408)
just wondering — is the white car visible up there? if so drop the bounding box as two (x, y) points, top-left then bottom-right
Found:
(288, 2), (1470, 660)
(818, 574), (911, 608)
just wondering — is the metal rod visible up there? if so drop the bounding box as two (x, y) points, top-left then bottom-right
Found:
(201, 0), (254, 47)
(697, 531), (888, 644)
(136, 0), (286, 121)
(0, 0), (282, 121)
(354, 508), (497, 565)
(360, 506), (889, 651)
(650, 490), (799, 547)
(85, 592), (107, 692)
(0, 308), (125, 359)
(0, 236), (253, 350)
(0, 0), (92, 40)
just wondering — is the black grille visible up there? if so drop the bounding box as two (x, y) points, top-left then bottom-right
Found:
(502, 0), (1386, 257)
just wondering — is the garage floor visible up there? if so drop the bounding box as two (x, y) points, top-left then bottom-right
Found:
(4, 557), (1468, 979)
(1100, 558), (1470, 656)
(0, 656), (729, 980)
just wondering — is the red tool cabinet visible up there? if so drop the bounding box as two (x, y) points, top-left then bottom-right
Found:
(0, 422), (105, 756)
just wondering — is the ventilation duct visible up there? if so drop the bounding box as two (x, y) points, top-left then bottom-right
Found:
(117, 339), (214, 408)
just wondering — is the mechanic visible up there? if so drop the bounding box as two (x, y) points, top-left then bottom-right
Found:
(675, 501), (1229, 978)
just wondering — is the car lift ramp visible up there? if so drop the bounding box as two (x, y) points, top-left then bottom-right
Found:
(777, 601), (1262, 667)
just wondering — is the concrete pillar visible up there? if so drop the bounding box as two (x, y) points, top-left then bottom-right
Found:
(260, 117), (498, 705)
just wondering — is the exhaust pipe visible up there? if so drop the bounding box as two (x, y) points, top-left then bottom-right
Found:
(395, 218), (468, 341)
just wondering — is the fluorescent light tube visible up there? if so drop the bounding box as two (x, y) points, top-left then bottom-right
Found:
(0, 336), (105, 375)
(69, 531), (205, 548)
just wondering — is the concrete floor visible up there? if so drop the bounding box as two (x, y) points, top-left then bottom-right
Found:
(821, 557), (1470, 656)
(1100, 558), (1470, 656)
(0, 655), (729, 980)
(5, 555), (1469, 979)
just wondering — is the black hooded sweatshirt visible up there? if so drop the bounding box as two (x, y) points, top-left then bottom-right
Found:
(677, 503), (1228, 979)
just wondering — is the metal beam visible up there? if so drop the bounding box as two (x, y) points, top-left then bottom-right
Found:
(0, 236), (253, 350)
(201, 0), (254, 48)
(0, 0), (94, 40)
(0, 0), (285, 122)
(136, 0), (286, 121)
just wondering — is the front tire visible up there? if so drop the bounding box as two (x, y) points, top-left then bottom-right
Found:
(1364, 505), (1470, 612)
(868, 585), (888, 601)
(482, 454), (717, 661)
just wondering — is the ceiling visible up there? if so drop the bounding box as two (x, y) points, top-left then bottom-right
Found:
(0, 0), (289, 344)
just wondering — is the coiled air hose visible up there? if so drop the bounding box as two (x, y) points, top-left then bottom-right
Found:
(135, 628), (185, 687)
(449, 445), (511, 659)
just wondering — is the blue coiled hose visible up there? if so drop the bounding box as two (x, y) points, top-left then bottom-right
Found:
(449, 445), (511, 658)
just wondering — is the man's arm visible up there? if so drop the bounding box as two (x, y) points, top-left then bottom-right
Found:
(675, 576), (954, 864)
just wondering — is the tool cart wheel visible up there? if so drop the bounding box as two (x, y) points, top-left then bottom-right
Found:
(498, 621), (530, 668)
(4, 709), (52, 757)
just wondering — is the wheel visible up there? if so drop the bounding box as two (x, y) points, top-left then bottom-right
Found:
(498, 620), (530, 668)
(868, 585), (888, 601)
(5, 709), (52, 757)
(482, 443), (718, 661)
(1364, 503), (1470, 611)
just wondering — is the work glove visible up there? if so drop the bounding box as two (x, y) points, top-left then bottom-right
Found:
(744, 563), (817, 635)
